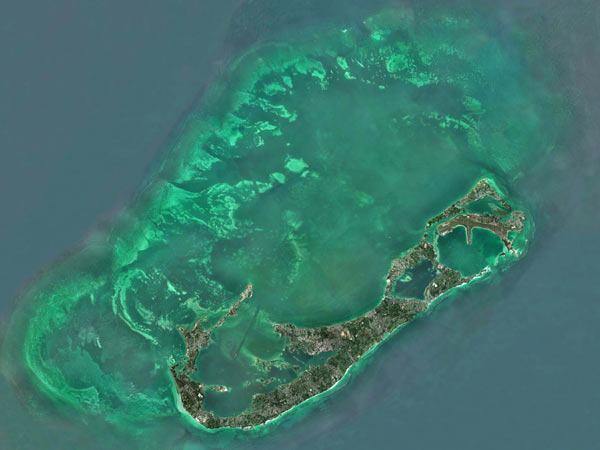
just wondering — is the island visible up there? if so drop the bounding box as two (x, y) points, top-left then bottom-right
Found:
(0, 6), (562, 442)
(170, 178), (527, 429)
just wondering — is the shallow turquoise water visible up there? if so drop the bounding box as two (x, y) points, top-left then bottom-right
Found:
(3, 1), (560, 429)
(392, 259), (436, 299)
(438, 227), (504, 276)
(2, 0), (594, 448)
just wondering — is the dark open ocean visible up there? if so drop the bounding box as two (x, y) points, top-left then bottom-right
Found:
(1, 1), (599, 449)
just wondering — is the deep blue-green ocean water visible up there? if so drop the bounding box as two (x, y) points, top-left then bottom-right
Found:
(1, 0), (599, 449)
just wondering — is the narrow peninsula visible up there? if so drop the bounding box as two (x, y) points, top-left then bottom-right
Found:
(171, 178), (527, 429)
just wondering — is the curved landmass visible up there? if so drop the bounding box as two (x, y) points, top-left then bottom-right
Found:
(171, 179), (527, 429)
(0, 4), (562, 437)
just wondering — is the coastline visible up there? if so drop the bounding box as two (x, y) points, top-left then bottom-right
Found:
(173, 176), (531, 432)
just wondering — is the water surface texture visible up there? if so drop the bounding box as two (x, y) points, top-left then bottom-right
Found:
(1, 0), (598, 449)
